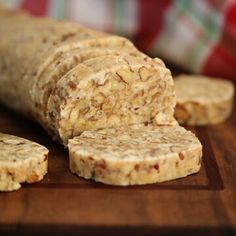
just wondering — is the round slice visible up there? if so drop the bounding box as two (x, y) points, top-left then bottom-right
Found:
(31, 37), (141, 129)
(68, 125), (202, 186)
(174, 74), (235, 125)
(0, 133), (48, 191)
(47, 54), (175, 145)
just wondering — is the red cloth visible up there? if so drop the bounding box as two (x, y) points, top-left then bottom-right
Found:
(12, 0), (236, 81)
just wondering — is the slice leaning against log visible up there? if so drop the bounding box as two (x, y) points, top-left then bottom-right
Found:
(0, 133), (48, 191)
(47, 54), (176, 145)
(68, 125), (202, 186)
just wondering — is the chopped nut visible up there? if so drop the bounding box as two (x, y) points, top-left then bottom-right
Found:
(79, 106), (90, 115)
(67, 106), (79, 121)
(27, 173), (39, 183)
(92, 92), (106, 105)
(68, 81), (77, 90)
(116, 68), (133, 84)
(107, 114), (120, 126)
(179, 152), (185, 160)
(139, 67), (155, 81)
(153, 164), (159, 170)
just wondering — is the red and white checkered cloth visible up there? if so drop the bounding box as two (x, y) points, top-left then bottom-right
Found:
(1, 0), (236, 81)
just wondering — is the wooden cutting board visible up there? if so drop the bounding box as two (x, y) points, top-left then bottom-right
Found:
(0, 96), (236, 236)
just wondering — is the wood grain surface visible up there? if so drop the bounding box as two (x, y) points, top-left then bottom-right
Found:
(0, 95), (235, 236)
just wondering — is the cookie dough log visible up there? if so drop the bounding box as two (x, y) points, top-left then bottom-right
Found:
(68, 125), (202, 185)
(0, 133), (48, 191)
(174, 75), (235, 125)
(47, 54), (176, 145)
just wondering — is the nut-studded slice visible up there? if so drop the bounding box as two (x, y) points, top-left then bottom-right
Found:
(0, 133), (48, 191)
(31, 37), (141, 127)
(47, 54), (175, 145)
(68, 125), (202, 186)
(174, 75), (235, 125)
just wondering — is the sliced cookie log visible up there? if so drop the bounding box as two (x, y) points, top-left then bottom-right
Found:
(0, 133), (48, 191)
(47, 55), (175, 145)
(174, 75), (235, 125)
(68, 125), (202, 186)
